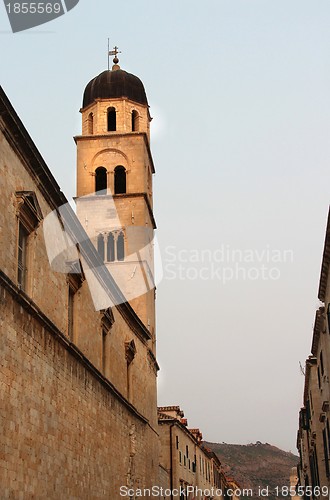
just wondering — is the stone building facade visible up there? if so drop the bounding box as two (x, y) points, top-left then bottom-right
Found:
(0, 59), (159, 497)
(158, 406), (227, 500)
(297, 208), (330, 497)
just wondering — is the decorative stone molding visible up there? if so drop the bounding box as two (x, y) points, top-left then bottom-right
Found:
(15, 191), (43, 232)
(125, 339), (136, 366)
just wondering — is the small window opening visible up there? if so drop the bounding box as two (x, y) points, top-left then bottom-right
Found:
(107, 107), (116, 131)
(87, 112), (93, 134)
(17, 223), (28, 290)
(132, 110), (139, 131)
(67, 271), (83, 341)
(117, 232), (125, 261)
(97, 234), (105, 261)
(125, 340), (136, 401)
(68, 286), (75, 340)
(95, 166), (107, 195)
(107, 233), (115, 262)
(114, 166), (126, 194)
(15, 191), (43, 292)
(102, 328), (107, 373)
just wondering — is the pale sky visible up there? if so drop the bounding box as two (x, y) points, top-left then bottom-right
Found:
(1, 0), (330, 453)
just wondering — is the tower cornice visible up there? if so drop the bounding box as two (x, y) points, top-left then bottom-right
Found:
(74, 132), (155, 173)
(114, 193), (156, 229)
(74, 193), (156, 229)
(80, 97), (152, 122)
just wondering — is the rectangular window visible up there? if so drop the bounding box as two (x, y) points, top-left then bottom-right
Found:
(102, 328), (107, 373)
(15, 192), (43, 292)
(176, 435), (179, 450)
(66, 266), (84, 342)
(125, 340), (136, 402)
(101, 308), (114, 375)
(68, 286), (75, 340)
(17, 223), (28, 290)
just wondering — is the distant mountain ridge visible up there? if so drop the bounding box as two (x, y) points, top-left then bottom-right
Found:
(204, 441), (299, 499)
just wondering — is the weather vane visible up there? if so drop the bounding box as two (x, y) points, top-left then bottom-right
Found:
(108, 40), (121, 70)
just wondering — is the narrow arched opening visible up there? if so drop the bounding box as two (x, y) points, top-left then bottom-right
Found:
(117, 232), (125, 261)
(87, 112), (94, 134)
(107, 233), (115, 262)
(97, 234), (105, 261)
(114, 166), (126, 194)
(132, 110), (139, 131)
(107, 107), (116, 131)
(95, 167), (107, 195)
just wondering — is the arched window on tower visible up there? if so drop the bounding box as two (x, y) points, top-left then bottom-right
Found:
(97, 234), (105, 261)
(95, 167), (107, 195)
(107, 233), (115, 262)
(132, 110), (139, 131)
(114, 166), (126, 194)
(87, 112), (93, 134)
(107, 107), (116, 131)
(117, 232), (125, 261)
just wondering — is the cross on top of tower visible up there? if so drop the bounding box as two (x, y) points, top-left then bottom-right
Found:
(108, 41), (121, 70)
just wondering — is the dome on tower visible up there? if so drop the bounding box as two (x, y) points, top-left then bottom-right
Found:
(82, 67), (148, 109)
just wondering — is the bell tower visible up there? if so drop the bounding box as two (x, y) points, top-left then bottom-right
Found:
(74, 52), (156, 350)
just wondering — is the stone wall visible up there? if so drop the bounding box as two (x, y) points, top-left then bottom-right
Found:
(0, 278), (159, 498)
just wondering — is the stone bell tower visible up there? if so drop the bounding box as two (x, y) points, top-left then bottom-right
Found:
(74, 51), (156, 350)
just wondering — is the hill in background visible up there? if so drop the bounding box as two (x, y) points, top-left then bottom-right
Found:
(204, 441), (299, 499)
